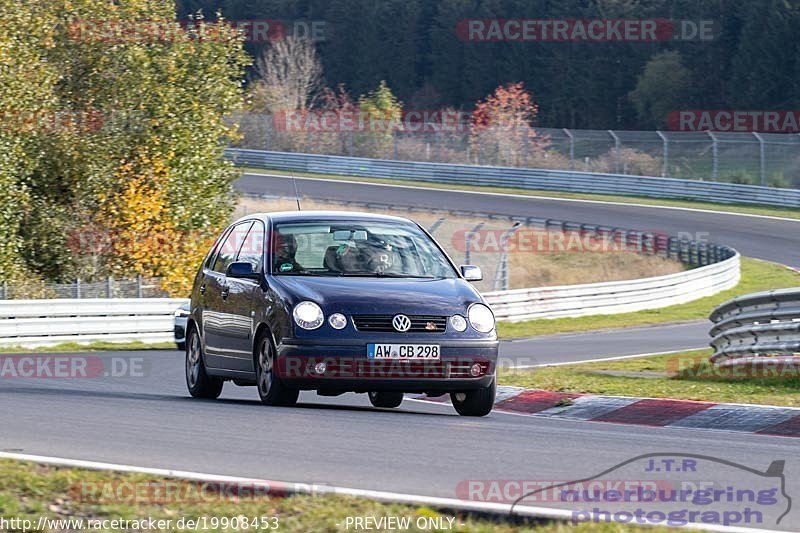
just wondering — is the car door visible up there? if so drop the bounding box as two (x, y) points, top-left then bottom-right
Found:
(217, 219), (266, 371)
(202, 221), (252, 369)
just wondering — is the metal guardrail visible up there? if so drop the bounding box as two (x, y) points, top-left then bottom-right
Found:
(0, 298), (188, 347)
(487, 252), (740, 322)
(0, 247), (739, 345)
(227, 148), (800, 208)
(709, 288), (800, 362)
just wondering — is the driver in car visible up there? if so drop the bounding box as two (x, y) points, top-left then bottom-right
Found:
(272, 233), (304, 273)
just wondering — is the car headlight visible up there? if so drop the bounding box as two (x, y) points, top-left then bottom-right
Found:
(328, 313), (347, 330)
(293, 301), (324, 330)
(449, 314), (467, 332)
(174, 307), (190, 318)
(468, 304), (495, 333)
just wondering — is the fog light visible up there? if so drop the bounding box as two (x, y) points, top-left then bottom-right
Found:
(314, 362), (327, 374)
(470, 363), (483, 377)
(329, 313), (347, 330)
(449, 314), (467, 332)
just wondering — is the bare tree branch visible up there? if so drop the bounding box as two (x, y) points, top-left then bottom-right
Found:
(252, 37), (323, 113)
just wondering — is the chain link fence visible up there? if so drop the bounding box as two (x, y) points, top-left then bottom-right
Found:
(235, 112), (800, 188)
(0, 277), (168, 300)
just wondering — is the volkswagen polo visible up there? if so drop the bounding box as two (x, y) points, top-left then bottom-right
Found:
(185, 211), (499, 416)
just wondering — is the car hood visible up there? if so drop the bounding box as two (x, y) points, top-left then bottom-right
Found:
(270, 276), (483, 315)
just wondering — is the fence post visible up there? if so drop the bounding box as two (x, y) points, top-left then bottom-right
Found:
(0, 281), (6, 300)
(136, 275), (143, 298)
(493, 222), (521, 291)
(707, 131), (718, 181)
(427, 217), (446, 236)
(753, 132), (765, 185)
(656, 130), (668, 177)
(106, 276), (113, 298)
(608, 130), (621, 173)
(464, 222), (484, 265)
(74, 278), (81, 299)
(563, 128), (575, 170)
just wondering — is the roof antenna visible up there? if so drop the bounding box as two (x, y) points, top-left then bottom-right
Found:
(290, 170), (302, 211)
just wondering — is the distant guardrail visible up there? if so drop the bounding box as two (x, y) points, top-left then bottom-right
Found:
(486, 252), (739, 322)
(227, 148), (800, 208)
(709, 288), (800, 363)
(0, 298), (188, 347)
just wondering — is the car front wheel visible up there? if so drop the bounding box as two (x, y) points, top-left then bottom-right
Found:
(450, 377), (496, 416)
(185, 326), (223, 399)
(368, 391), (404, 408)
(255, 334), (299, 407)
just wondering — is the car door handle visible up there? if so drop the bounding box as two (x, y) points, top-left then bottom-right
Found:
(221, 285), (230, 300)
(199, 283), (206, 295)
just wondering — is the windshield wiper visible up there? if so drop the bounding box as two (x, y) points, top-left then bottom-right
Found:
(340, 272), (437, 279)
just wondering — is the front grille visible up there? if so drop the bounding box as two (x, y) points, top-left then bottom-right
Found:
(352, 315), (448, 333)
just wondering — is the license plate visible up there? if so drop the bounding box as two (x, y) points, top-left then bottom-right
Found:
(367, 344), (440, 360)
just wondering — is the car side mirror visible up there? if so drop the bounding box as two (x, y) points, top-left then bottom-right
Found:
(460, 265), (483, 282)
(226, 261), (260, 280)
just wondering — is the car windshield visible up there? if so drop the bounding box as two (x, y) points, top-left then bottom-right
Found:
(271, 220), (456, 278)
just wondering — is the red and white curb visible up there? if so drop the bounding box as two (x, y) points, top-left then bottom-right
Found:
(419, 386), (800, 437)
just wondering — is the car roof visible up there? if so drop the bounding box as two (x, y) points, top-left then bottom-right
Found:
(232, 210), (418, 226)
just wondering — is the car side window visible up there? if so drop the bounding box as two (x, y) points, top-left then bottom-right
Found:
(204, 226), (233, 270)
(236, 220), (265, 272)
(212, 222), (253, 273)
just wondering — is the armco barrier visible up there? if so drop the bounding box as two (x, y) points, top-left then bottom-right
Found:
(0, 254), (740, 346)
(486, 252), (740, 322)
(0, 298), (189, 347)
(227, 148), (800, 208)
(709, 288), (800, 362)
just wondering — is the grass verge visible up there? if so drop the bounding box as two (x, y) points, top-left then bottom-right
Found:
(499, 349), (800, 407)
(497, 258), (800, 339)
(0, 460), (677, 533)
(0, 341), (176, 354)
(241, 167), (800, 221)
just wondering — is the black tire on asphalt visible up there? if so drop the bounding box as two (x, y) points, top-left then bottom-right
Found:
(176, 342), (186, 352)
(185, 326), (223, 399)
(368, 391), (404, 408)
(450, 377), (496, 417)
(255, 332), (299, 407)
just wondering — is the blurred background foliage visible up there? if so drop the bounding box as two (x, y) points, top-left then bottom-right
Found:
(0, 0), (249, 295)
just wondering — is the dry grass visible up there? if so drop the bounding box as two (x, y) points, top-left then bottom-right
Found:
(236, 196), (685, 291)
(509, 253), (683, 288)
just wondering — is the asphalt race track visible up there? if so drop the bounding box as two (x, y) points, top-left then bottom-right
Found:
(500, 321), (710, 367)
(1, 350), (799, 530)
(4, 175), (799, 530)
(236, 173), (800, 268)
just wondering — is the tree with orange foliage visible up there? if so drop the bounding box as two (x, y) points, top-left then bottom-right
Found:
(469, 82), (549, 167)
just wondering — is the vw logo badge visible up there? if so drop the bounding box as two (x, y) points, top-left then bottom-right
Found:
(392, 314), (411, 332)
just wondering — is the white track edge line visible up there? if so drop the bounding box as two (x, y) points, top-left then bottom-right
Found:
(507, 348), (703, 368)
(243, 171), (800, 224)
(0, 452), (784, 533)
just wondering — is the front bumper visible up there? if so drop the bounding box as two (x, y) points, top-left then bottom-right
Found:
(276, 338), (499, 393)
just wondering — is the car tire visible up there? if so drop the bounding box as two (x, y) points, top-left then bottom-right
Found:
(176, 342), (186, 352)
(185, 326), (223, 399)
(450, 377), (496, 417)
(368, 391), (404, 408)
(255, 332), (299, 407)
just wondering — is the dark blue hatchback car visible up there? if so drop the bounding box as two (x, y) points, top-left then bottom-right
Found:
(185, 211), (499, 416)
